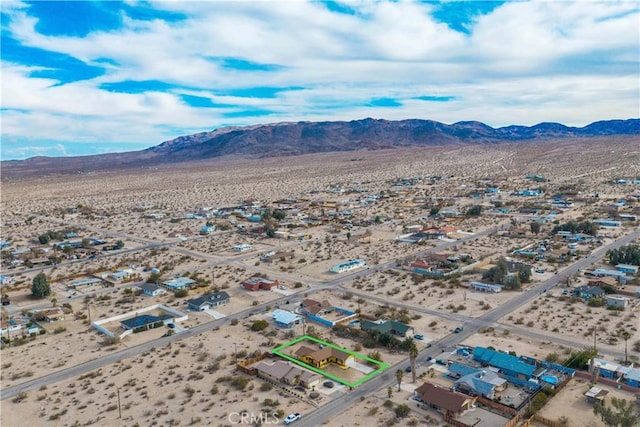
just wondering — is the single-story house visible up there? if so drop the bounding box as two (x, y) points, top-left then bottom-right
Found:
(272, 309), (303, 328)
(573, 285), (605, 300)
(616, 264), (639, 275)
(295, 345), (355, 369)
(200, 225), (215, 234)
(592, 269), (627, 280)
(163, 277), (195, 290)
(187, 291), (230, 311)
(588, 277), (618, 288)
(588, 358), (640, 387)
(242, 276), (279, 291)
(300, 298), (332, 316)
(469, 282), (503, 293)
(473, 347), (536, 380)
(414, 382), (477, 417)
(137, 283), (167, 297)
(448, 362), (480, 379)
(360, 319), (414, 337)
(605, 294), (630, 309)
(233, 244), (253, 252)
(121, 314), (173, 331)
(329, 259), (366, 273)
(453, 369), (507, 400)
(255, 360), (321, 390)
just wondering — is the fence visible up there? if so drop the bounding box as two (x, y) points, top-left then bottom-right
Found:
(519, 414), (564, 427)
(442, 413), (472, 427)
(237, 352), (270, 375)
(477, 395), (518, 416)
(307, 314), (334, 327)
(575, 370), (640, 393)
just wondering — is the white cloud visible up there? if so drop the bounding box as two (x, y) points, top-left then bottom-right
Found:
(1, 0), (638, 159)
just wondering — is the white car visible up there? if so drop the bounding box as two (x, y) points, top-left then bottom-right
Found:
(283, 413), (301, 425)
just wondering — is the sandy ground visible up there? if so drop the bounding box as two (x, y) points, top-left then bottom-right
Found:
(535, 377), (638, 427)
(2, 142), (640, 426)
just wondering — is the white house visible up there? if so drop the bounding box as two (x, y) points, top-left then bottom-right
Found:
(330, 259), (367, 274)
(605, 295), (630, 309)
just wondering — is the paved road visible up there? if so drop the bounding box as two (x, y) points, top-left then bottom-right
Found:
(299, 229), (640, 427)
(0, 222), (505, 400)
(0, 289), (310, 400)
(2, 224), (637, 418)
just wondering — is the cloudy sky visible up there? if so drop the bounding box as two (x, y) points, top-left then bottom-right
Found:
(1, 1), (638, 160)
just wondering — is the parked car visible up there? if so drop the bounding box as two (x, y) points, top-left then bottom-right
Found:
(283, 413), (301, 425)
(405, 366), (412, 373)
(323, 381), (335, 388)
(454, 326), (463, 333)
(167, 323), (175, 329)
(413, 334), (424, 340)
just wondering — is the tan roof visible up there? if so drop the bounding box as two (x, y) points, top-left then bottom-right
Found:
(296, 345), (351, 362)
(301, 298), (331, 315)
(415, 382), (474, 413)
(255, 360), (295, 380)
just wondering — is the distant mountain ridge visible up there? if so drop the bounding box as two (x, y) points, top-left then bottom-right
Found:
(3, 118), (639, 178)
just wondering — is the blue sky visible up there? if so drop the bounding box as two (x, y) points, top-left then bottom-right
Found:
(1, 0), (638, 160)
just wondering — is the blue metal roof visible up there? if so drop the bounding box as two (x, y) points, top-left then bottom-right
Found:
(272, 309), (302, 325)
(448, 362), (479, 377)
(473, 347), (536, 377)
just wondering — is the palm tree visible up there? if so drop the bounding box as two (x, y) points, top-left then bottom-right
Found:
(409, 342), (419, 383)
(620, 331), (631, 365)
(395, 369), (403, 391)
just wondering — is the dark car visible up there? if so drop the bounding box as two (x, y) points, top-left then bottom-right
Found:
(454, 326), (463, 333)
(405, 366), (412, 373)
(323, 381), (334, 388)
(167, 323), (175, 329)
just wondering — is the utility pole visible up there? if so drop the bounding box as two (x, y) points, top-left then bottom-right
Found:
(234, 343), (238, 367)
(117, 386), (122, 419)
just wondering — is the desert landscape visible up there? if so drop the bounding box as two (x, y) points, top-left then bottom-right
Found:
(1, 139), (640, 427)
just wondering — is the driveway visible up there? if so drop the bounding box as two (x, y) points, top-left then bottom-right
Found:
(203, 308), (226, 319)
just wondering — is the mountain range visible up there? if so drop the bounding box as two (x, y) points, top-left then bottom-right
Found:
(3, 118), (639, 178)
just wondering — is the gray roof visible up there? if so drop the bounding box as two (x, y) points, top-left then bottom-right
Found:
(187, 291), (230, 308)
(455, 370), (506, 397)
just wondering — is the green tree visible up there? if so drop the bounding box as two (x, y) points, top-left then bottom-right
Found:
(607, 244), (640, 267)
(387, 386), (393, 398)
(620, 331), (631, 365)
(408, 341), (419, 383)
(483, 259), (508, 284)
(395, 369), (403, 391)
(593, 397), (640, 427)
(251, 319), (269, 332)
(394, 404), (410, 418)
(147, 272), (161, 284)
(115, 240), (125, 249)
(31, 273), (51, 299)
(530, 222), (541, 235)
(429, 206), (440, 216)
(272, 210), (286, 221)
(518, 265), (532, 283)
(466, 205), (483, 217)
(173, 289), (188, 298)
(563, 348), (598, 369)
